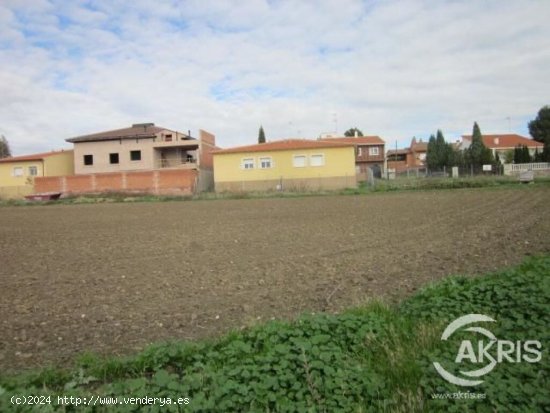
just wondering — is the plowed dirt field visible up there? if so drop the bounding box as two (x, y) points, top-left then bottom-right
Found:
(1, 187), (549, 371)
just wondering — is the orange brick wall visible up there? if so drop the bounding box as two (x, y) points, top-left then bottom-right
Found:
(65, 175), (93, 192)
(34, 169), (198, 195)
(199, 130), (216, 170)
(34, 177), (64, 193)
(158, 169), (195, 189)
(94, 173), (124, 192)
(126, 171), (155, 191)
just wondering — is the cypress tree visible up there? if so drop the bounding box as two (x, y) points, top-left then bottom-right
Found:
(258, 126), (266, 144)
(426, 134), (437, 171)
(0, 135), (11, 159)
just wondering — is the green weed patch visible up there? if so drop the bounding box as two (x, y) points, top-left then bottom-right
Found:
(1, 256), (548, 412)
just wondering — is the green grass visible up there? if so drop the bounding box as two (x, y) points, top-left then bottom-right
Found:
(1, 256), (548, 412)
(1, 176), (549, 207)
(342, 175), (550, 195)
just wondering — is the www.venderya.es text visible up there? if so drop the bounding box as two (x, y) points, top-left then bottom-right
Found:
(11, 395), (190, 407)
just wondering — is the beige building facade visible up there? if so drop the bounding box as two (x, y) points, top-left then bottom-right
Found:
(67, 123), (205, 175)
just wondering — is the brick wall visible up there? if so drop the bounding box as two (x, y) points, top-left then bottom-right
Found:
(34, 169), (198, 195)
(199, 130), (216, 170)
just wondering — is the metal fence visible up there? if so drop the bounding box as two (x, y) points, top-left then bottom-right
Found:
(386, 164), (506, 179)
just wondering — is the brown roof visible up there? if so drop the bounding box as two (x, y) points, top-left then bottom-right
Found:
(0, 149), (73, 163)
(462, 134), (543, 149)
(386, 149), (409, 155)
(213, 139), (356, 155)
(410, 141), (428, 151)
(66, 123), (179, 143)
(320, 136), (385, 145)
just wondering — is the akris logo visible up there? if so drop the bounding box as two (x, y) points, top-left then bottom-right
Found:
(433, 314), (542, 386)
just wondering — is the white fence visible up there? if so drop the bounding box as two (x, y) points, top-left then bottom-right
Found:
(503, 163), (550, 176)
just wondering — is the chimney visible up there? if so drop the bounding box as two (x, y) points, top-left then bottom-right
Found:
(354, 129), (358, 137)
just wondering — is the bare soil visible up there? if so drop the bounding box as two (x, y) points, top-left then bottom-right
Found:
(1, 187), (549, 371)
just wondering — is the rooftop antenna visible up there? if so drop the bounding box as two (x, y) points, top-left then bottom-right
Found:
(505, 116), (511, 132)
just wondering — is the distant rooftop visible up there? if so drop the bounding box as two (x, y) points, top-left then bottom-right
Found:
(462, 134), (543, 149)
(320, 136), (385, 145)
(0, 149), (73, 163)
(66, 123), (193, 143)
(213, 139), (355, 155)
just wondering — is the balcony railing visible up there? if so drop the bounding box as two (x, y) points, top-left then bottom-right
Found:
(156, 158), (197, 169)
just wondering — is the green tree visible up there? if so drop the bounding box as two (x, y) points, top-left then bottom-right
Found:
(426, 134), (437, 170)
(450, 147), (464, 167)
(436, 129), (454, 169)
(258, 126), (266, 144)
(514, 146), (522, 163)
(344, 127), (363, 137)
(427, 130), (461, 171)
(528, 105), (550, 145)
(0, 135), (11, 159)
(481, 145), (495, 165)
(514, 145), (532, 163)
(504, 150), (514, 164)
(543, 141), (550, 162)
(466, 122), (493, 168)
(522, 145), (532, 163)
(533, 148), (542, 162)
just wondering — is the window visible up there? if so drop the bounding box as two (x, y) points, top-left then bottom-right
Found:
(357, 147), (363, 156)
(310, 154), (325, 167)
(293, 155), (307, 167)
(28, 166), (38, 176)
(130, 150), (142, 161)
(369, 147), (379, 156)
(109, 153), (119, 164)
(242, 158), (254, 169)
(83, 154), (94, 166)
(259, 157), (272, 169)
(165, 134), (172, 142)
(13, 167), (23, 177)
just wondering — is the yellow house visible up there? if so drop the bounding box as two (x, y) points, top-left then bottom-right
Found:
(213, 139), (357, 192)
(0, 150), (74, 198)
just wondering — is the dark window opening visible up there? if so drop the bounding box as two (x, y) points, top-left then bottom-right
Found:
(165, 134), (173, 142)
(109, 153), (119, 164)
(130, 150), (142, 161)
(84, 154), (94, 166)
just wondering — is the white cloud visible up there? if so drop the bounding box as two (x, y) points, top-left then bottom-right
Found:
(0, 0), (549, 154)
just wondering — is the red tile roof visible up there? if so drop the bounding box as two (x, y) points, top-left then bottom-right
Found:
(0, 149), (73, 163)
(213, 139), (356, 155)
(462, 134), (543, 149)
(320, 136), (385, 145)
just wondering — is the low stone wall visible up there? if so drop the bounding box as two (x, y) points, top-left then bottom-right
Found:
(34, 169), (198, 196)
(503, 163), (550, 176)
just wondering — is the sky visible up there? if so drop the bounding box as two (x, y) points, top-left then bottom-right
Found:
(1, 0), (549, 155)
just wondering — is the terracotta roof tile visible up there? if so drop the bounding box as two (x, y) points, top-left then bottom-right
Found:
(213, 139), (355, 155)
(462, 134), (543, 149)
(0, 149), (73, 163)
(320, 136), (385, 145)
